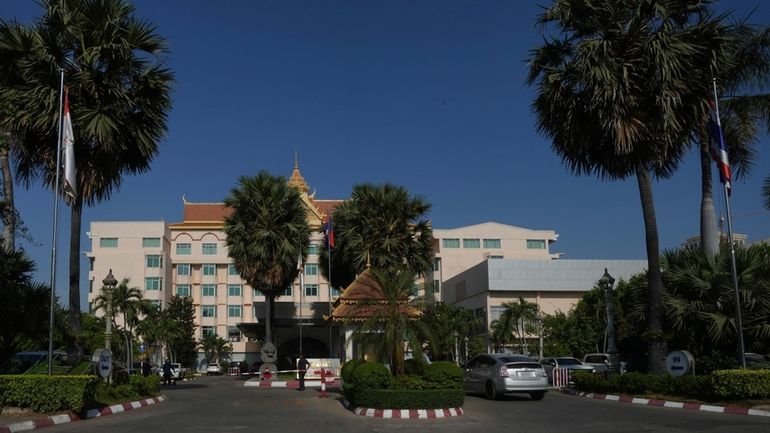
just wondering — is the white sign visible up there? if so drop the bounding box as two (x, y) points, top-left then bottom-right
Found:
(298, 358), (341, 380)
(665, 350), (694, 377)
(92, 349), (113, 378)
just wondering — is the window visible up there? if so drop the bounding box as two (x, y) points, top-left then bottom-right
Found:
(228, 284), (242, 296)
(305, 264), (318, 276)
(282, 286), (292, 296)
(145, 277), (162, 291)
(305, 284), (318, 297)
(527, 239), (546, 249)
(228, 305), (242, 317)
(177, 264), (191, 276)
(433, 280), (441, 293)
(176, 284), (191, 297)
(410, 284), (419, 297)
(202, 243), (217, 255)
(100, 237), (118, 248)
(488, 255), (504, 259)
(202, 264), (216, 276)
(145, 255), (162, 268)
(433, 258), (441, 272)
(490, 305), (506, 322)
(201, 326), (215, 337)
(483, 238), (501, 248)
(228, 326), (241, 342)
(176, 243), (191, 255)
(331, 286), (341, 297)
(253, 288), (263, 297)
(308, 244), (319, 255)
(142, 237), (161, 248)
(442, 238), (460, 248)
(201, 305), (216, 317)
(228, 263), (239, 276)
(202, 284), (216, 297)
(463, 238), (480, 248)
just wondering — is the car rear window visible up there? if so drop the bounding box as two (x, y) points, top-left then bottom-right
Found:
(499, 356), (535, 363)
(504, 362), (542, 370)
(556, 358), (581, 365)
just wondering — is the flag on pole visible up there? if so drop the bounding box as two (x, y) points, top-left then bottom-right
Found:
(707, 98), (731, 194)
(323, 215), (335, 249)
(62, 87), (77, 198)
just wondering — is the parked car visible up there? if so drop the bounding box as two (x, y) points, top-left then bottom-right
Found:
(463, 354), (548, 400)
(206, 362), (222, 376)
(582, 353), (628, 374)
(540, 357), (594, 384)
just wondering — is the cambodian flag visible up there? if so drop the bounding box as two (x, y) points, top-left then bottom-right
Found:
(707, 98), (732, 193)
(323, 215), (335, 249)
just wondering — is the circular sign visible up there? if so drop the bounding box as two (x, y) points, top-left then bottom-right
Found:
(138, 344), (146, 353)
(92, 349), (113, 378)
(665, 350), (694, 377)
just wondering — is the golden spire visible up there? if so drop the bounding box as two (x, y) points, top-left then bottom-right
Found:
(287, 153), (309, 194)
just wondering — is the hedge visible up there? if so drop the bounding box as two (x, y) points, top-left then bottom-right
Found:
(712, 369), (770, 400)
(354, 388), (465, 409)
(0, 375), (98, 413)
(350, 362), (391, 390)
(422, 362), (463, 390)
(340, 359), (366, 384)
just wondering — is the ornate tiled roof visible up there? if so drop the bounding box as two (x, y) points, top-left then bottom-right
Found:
(327, 269), (421, 322)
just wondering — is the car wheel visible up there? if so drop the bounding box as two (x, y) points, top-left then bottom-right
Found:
(530, 391), (545, 401)
(484, 381), (500, 400)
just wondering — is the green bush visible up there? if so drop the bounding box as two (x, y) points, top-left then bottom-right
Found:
(354, 388), (464, 409)
(403, 358), (423, 375)
(711, 369), (770, 400)
(0, 375), (98, 413)
(351, 362), (392, 390)
(422, 361), (463, 389)
(389, 374), (432, 390)
(572, 371), (611, 393)
(129, 374), (161, 397)
(340, 359), (366, 384)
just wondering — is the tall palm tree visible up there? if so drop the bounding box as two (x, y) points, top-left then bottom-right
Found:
(0, 0), (173, 342)
(320, 182), (433, 289)
(696, 24), (770, 253)
(528, 0), (726, 373)
(350, 268), (422, 376)
(199, 334), (233, 365)
(496, 298), (540, 356)
(224, 171), (310, 346)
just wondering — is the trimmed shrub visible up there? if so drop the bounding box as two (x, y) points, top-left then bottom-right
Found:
(403, 358), (423, 375)
(350, 362), (392, 390)
(422, 361), (463, 389)
(129, 374), (161, 397)
(711, 369), (770, 400)
(389, 374), (431, 390)
(0, 375), (98, 413)
(340, 359), (366, 384)
(354, 388), (464, 409)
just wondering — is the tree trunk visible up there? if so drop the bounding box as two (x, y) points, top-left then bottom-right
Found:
(699, 130), (719, 255)
(0, 144), (15, 252)
(635, 168), (667, 374)
(265, 294), (272, 343)
(69, 197), (83, 356)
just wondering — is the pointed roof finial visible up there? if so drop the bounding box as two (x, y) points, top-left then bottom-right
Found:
(294, 150), (299, 170)
(287, 153), (309, 194)
(366, 251), (371, 269)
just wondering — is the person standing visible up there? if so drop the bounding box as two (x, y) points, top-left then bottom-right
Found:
(297, 354), (310, 391)
(162, 359), (173, 386)
(142, 360), (151, 377)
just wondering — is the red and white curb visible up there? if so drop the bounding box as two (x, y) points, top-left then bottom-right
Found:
(244, 379), (340, 388)
(572, 391), (770, 417)
(0, 396), (166, 433)
(343, 399), (463, 418)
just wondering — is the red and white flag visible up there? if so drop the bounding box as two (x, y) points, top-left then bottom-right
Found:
(62, 87), (76, 198)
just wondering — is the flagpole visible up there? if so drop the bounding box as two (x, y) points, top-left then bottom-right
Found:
(48, 70), (65, 375)
(298, 253), (303, 357)
(327, 216), (333, 359)
(712, 79), (746, 369)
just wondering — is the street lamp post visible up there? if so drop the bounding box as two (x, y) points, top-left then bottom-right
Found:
(103, 269), (118, 353)
(599, 268), (619, 374)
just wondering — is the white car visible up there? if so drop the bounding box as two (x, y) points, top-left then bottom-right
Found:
(206, 363), (222, 375)
(158, 362), (182, 380)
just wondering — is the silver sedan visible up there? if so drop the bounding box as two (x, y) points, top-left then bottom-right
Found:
(463, 354), (549, 400)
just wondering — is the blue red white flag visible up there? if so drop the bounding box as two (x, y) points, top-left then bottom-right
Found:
(62, 87), (77, 198)
(323, 215), (335, 249)
(707, 98), (732, 194)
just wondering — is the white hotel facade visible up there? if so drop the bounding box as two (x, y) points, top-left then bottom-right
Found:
(85, 164), (647, 367)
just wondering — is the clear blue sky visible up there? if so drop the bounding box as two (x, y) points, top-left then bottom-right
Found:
(3, 0), (770, 308)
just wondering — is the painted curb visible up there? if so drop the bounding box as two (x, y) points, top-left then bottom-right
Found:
(244, 379), (340, 388)
(570, 390), (770, 418)
(0, 396), (166, 433)
(342, 399), (463, 419)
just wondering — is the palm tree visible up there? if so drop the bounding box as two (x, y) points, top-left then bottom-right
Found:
(199, 334), (233, 365)
(350, 268), (422, 376)
(320, 182), (433, 289)
(135, 306), (183, 363)
(497, 298), (540, 356)
(418, 302), (481, 362)
(696, 24), (770, 253)
(0, 0), (173, 342)
(224, 171), (310, 346)
(528, 0), (726, 374)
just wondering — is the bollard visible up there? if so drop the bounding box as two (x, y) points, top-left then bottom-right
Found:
(319, 368), (328, 398)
